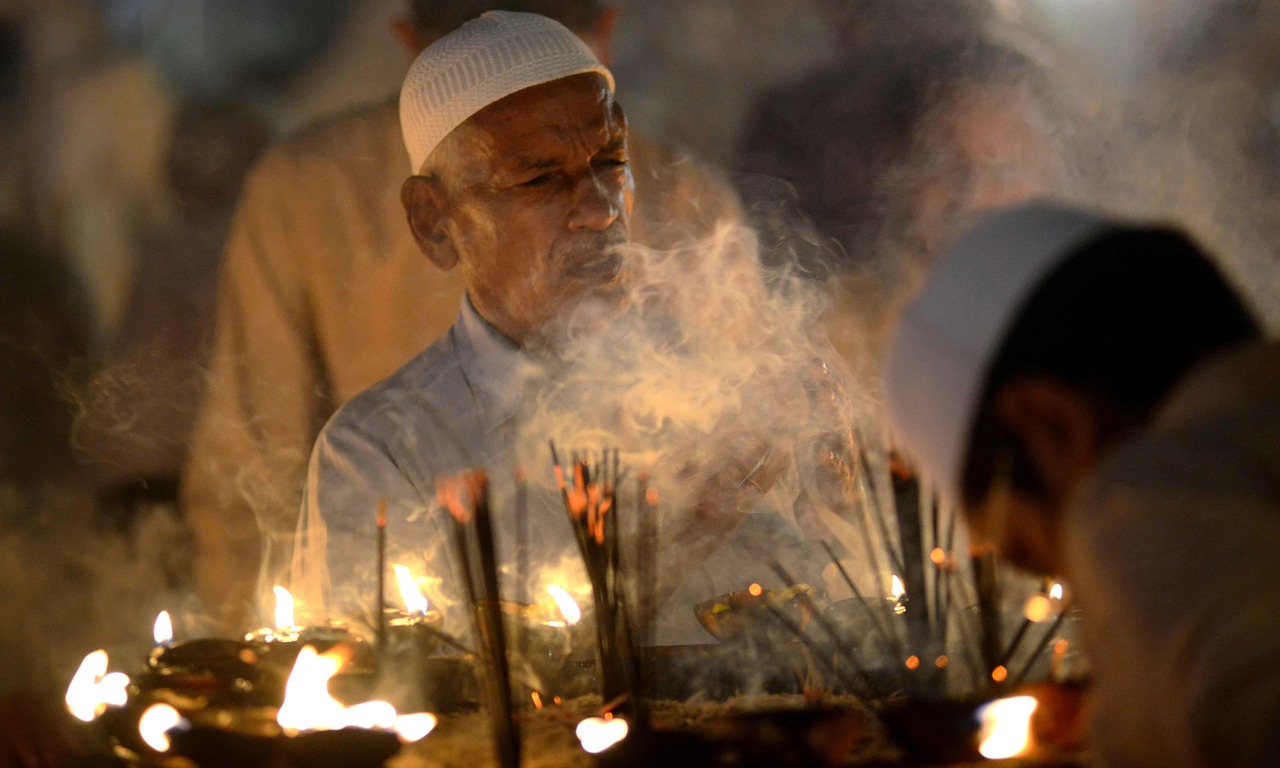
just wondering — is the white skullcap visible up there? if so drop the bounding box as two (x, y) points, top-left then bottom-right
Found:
(399, 10), (615, 173)
(882, 202), (1117, 503)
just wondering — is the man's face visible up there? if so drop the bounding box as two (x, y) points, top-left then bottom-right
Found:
(426, 73), (633, 344)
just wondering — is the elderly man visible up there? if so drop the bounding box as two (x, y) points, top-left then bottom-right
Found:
(883, 202), (1278, 766)
(290, 12), (800, 648)
(183, 0), (740, 633)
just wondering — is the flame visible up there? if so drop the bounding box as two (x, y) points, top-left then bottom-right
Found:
(890, 575), (905, 600)
(153, 611), (174, 646)
(547, 585), (582, 625)
(65, 650), (130, 722)
(276, 645), (435, 742)
(393, 564), (429, 615)
(274, 585), (294, 629)
(976, 695), (1038, 759)
(576, 716), (629, 754)
(139, 703), (188, 752)
(1049, 582), (1064, 601)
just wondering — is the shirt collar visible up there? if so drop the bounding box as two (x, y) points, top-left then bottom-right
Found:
(453, 294), (526, 429)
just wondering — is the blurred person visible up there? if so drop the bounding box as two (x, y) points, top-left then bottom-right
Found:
(0, 233), (95, 767)
(291, 12), (805, 647)
(76, 102), (270, 519)
(735, 6), (1082, 381)
(883, 202), (1275, 767)
(185, 0), (742, 631)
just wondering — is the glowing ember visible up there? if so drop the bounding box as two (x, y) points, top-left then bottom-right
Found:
(65, 650), (130, 722)
(976, 695), (1038, 759)
(153, 610), (174, 646)
(139, 703), (188, 752)
(576, 716), (629, 754)
(991, 665), (1009, 683)
(930, 547), (947, 566)
(1023, 595), (1052, 623)
(531, 692), (544, 709)
(393, 564), (429, 615)
(747, 583), (764, 597)
(276, 644), (435, 742)
(904, 655), (920, 670)
(274, 585), (295, 629)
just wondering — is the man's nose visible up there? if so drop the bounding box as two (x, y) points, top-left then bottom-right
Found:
(567, 172), (622, 231)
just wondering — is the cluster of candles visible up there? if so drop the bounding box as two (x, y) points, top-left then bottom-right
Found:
(63, 563), (630, 763)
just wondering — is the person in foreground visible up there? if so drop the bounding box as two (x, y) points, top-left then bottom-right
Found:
(291, 12), (802, 646)
(882, 201), (1277, 767)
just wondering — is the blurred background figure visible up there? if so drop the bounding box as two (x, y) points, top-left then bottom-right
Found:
(76, 101), (270, 522)
(735, 0), (1085, 383)
(180, 0), (747, 633)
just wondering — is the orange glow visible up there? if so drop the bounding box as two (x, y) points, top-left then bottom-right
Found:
(934, 655), (949, 669)
(392, 564), (429, 615)
(276, 645), (436, 742)
(553, 696), (563, 706)
(904, 655), (920, 670)
(531, 692), (543, 709)
(748, 583), (763, 597)
(65, 650), (130, 722)
(930, 547), (947, 566)
(976, 695), (1038, 759)
(991, 665), (1009, 683)
(644, 487), (659, 505)
(1023, 595), (1052, 623)
(1054, 638), (1069, 654)
(273, 585), (295, 629)
(576, 716), (629, 754)
(139, 703), (187, 752)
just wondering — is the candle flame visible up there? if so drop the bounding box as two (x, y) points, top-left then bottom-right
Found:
(576, 716), (629, 754)
(547, 585), (582, 625)
(273, 585), (294, 629)
(890, 575), (905, 600)
(153, 611), (174, 646)
(139, 703), (187, 752)
(65, 650), (130, 722)
(1049, 582), (1064, 601)
(276, 644), (435, 741)
(393, 564), (429, 615)
(976, 695), (1038, 759)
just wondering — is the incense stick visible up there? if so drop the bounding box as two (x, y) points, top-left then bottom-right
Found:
(376, 498), (388, 658)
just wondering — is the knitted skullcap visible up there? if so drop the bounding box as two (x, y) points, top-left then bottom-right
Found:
(399, 10), (615, 173)
(882, 202), (1116, 503)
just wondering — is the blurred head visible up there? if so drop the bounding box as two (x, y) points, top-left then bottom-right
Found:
(395, 0), (617, 63)
(884, 203), (1260, 575)
(399, 13), (631, 345)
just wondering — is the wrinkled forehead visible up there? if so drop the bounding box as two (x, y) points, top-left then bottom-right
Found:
(462, 73), (623, 155)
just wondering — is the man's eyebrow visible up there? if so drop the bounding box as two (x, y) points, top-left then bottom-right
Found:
(506, 157), (559, 174)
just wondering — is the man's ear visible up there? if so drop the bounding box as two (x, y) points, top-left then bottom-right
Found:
(401, 175), (458, 271)
(993, 375), (1104, 499)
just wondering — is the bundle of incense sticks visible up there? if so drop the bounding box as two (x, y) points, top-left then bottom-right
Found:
(437, 472), (520, 768)
(549, 442), (642, 719)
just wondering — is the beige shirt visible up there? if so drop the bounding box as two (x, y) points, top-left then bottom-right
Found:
(181, 98), (742, 630)
(1064, 341), (1280, 768)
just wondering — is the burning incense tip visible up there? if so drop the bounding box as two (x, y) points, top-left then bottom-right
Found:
(935, 655), (949, 669)
(377, 498), (388, 528)
(532, 692), (543, 709)
(930, 547), (947, 566)
(747, 583), (764, 597)
(1054, 638), (1069, 654)
(904, 655), (920, 670)
(1023, 595), (1053, 623)
(991, 665), (1009, 683)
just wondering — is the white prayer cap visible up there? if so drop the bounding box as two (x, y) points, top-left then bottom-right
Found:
(882, 202), (1117, 502)
(399, 10), (615, 173)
